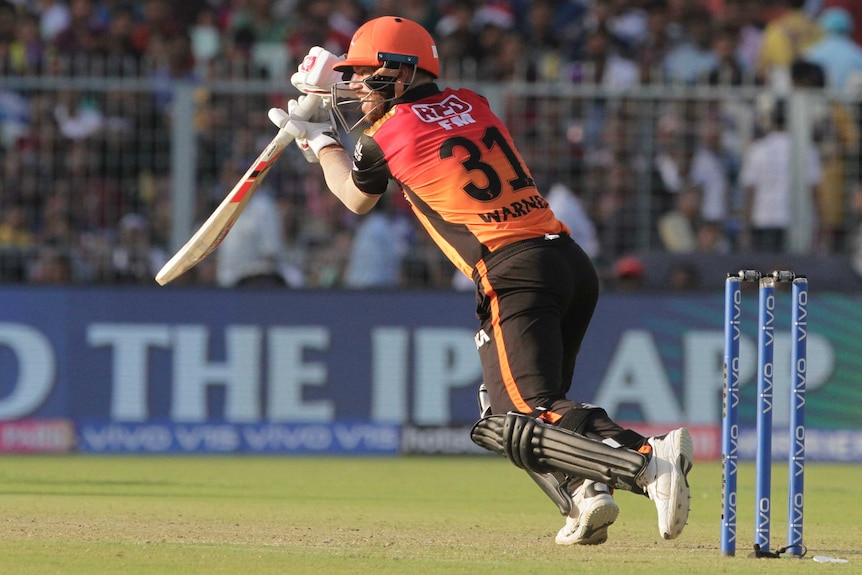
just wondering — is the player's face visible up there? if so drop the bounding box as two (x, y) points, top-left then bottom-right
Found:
(349, 66), (388, 124)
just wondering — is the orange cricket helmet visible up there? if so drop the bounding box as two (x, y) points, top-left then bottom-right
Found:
(334, 16), (440, 78)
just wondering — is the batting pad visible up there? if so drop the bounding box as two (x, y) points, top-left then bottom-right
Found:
(471, 413), (649, 492)
(526, 470), (573, 515)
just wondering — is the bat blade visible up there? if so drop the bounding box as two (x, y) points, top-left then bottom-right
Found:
(155, 95), (322, 285)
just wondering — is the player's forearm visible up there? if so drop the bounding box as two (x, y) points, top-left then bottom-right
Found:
(318, 146), (380, 214)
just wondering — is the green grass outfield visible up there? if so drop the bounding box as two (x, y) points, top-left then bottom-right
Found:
(1, 456), (859, 574)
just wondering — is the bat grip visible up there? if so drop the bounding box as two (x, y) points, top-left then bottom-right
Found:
(295, 93), (324, 120)
(271, 94), (323, 136)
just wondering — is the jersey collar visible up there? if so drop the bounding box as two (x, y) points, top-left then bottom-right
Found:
(397, 83), (441, 104)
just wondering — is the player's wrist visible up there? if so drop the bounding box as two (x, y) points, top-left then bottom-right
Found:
(302, 122), (340, 156)
(316, 143), (343, 160)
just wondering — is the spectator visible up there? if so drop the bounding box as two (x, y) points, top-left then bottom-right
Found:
(402, 229), (454, 289)
(649, 113), (686, 229)
(276, 193), (308, 288)
(435, 0), (479, 80)
(606, 0), (649, 52)
(573, 25), (640, 89)
(228, 0), (287, 44)
(330, 0), (366, 42)
(663, 7), (718, 83)
(663, 0), (693, 44)
(0, 202), (33, 281)
(822, 0), (862, 46)
(485, 29), (535, 82)
(723, 0), (765, 77)
(791, 59), (860, 252)
(108, 213), (167, 284)
(612, 254), (645, 291)
(38, 0), (72, 44)
(101, 3), (142, 72)
(545, 181), (601, 260)
(0, 1), (18, 52)
(372, 0), (439, 32)
(215, 184), (287, 288)
(524, 0), (588, 62)
(28, 245), (73, 283)
(285, 0), (351, 68)
(757, 0), (822, 82)
(0, 83), (29, 147)
(37, 194), (72, 242)
(805, 7), (862, 93)
(596, 163), (640, 261)
(657, 184), (700, 253)
(53, 90), (103, 140)
(147, 31), (197, 112)
(52, 0), (105, 57)
(307, 229), (351, 288)
(212, 23), (270, 80)
(473, 2), (515, 33)
(688, 116), (734, 252)
(344, 192), (408, 288)
(474, 7), (521, 81)
(636, 0), (673, 83)
(0, 202), (32, 246)
(521, 0), (579, 77)
(4, 0), (862, 288)
(739, 100), (822, 252)
(706, 24), (746, 85)
(131, 0), (180, 56)
(189, 5), (221, 72)
(8, 10), (44, 75)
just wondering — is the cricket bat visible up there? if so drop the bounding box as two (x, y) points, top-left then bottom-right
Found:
(155, 94), (322, 286)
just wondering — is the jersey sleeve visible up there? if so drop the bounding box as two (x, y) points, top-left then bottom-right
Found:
(350, 133), (391, 195)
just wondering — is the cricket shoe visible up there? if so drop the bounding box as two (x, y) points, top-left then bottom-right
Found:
(555, 480), (619, 545)
(638, 427), (694, 540)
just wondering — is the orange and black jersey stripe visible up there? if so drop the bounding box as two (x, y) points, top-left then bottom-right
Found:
(350, 84), (569, 279)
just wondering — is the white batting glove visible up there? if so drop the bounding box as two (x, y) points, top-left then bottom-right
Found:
(290, 98), (329, 163)
(291, 46), (351, 101)
(269, 105), (317, 163)
(290, 118), (341, 158)
(269, 98), (341, 161)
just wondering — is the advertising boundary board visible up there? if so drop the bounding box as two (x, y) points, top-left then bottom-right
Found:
(0, 287), (860, 460)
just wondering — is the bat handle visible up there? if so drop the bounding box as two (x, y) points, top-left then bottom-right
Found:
(269, 94), (323, 141)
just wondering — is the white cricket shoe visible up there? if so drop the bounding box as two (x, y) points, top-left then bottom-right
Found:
(555, 480), (620, 545)
(639, 427), (694, 540)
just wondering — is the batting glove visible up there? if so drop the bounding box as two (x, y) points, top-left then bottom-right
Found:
(269, 98), (341, 162)
(289, 98), (326, 163)
(269, 105), (316, 163)
(291, 46), (351, 102)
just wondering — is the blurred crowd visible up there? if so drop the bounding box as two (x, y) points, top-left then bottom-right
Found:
(1, 0), (862, 290)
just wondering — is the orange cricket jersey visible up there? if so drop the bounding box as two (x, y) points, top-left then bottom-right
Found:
(350, 84), (569, 278)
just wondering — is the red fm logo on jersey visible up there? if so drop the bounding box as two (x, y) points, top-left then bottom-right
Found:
(410, 95), (476, 130)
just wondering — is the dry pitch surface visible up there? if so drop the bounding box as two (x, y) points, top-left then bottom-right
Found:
(1, 456), (859, 574)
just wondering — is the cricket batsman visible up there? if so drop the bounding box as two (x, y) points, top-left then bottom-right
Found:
(272, 15), (694, 545)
